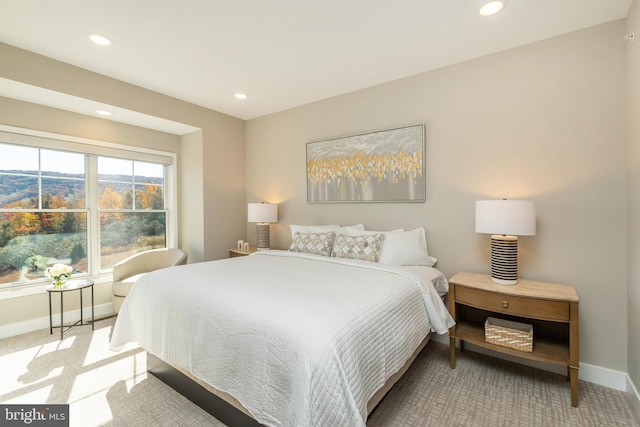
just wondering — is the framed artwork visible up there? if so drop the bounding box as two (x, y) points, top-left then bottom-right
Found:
(306, 124), (425, 203)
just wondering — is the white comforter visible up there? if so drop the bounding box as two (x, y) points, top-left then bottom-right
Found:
(110, 250), (454, 427)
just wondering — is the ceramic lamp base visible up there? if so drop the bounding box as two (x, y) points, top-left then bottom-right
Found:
(490, 234), (518, 285)
(256, 223), (271, 250)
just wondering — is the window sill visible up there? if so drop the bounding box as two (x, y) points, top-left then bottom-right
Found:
(0, 274), (112, 301)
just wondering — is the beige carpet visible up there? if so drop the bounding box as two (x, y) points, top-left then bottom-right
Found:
(0, 316), (638, 427)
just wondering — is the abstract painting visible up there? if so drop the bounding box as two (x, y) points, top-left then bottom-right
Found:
(306, 124), (425, 203)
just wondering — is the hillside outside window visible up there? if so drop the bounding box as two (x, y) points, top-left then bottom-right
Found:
(0, 142), (169, 287)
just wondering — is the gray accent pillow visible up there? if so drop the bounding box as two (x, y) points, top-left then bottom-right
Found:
(288, 231), (336, 257)
(331, 233), (385, 263)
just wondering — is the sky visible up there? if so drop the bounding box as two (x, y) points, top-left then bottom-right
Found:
(0, 143), (163, 177)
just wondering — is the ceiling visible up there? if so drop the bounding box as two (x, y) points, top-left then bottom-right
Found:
(0, 0), (633, 131)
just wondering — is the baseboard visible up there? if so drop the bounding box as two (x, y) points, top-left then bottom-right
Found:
(627, 374), (640, 423)
(0, 302), (114, 339)
(579, 362), (628, 391)
(432, 333), (629, 392)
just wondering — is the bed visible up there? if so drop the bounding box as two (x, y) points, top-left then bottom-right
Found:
(110, 229), (455, 427)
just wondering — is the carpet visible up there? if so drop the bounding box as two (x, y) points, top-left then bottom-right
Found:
(0, 316), (637, 426)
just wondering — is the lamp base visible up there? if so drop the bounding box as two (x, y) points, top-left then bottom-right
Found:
(490, 235), (519, 285)
(491, 276), (518, 285)
(256, 223), (271, 250)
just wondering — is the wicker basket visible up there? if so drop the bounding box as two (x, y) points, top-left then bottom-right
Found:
(484, 317), (533, 352)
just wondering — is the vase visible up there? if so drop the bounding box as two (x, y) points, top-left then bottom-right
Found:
(53, 278), (67, 288)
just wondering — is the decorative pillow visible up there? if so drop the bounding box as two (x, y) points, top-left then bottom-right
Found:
(379, 228), (437, 266)
(288, 231), (336, 257)
(330, 233), (384, 263)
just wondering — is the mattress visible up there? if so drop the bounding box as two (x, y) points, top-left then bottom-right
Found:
(110, 250), (454, 427)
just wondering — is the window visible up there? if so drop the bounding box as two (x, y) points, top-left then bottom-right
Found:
(0, 135), (175, 288)
(98, 158), (166, 268)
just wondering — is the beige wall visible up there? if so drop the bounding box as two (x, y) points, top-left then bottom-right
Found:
(627, 0), (640, 391)
(0, 42), (246, 262)
(0, 97), (183, 327)
(0, 43), (246, 328)
(179, 130), (206, 262)
(0, 14), (636, 383)
(246, 21), (628, 371)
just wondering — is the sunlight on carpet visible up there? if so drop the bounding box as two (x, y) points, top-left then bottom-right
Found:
(0, 319), (147, 427)
(1, 316), (638, 427)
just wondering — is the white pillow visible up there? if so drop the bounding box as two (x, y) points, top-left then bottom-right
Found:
(289, 223), (365, 236)
(379, 228), (437, 266)
(335, 223), (366, 234)
(290, 224), (339, 236)
(343, 228), (403, 236)
(344, 227), (436, 266)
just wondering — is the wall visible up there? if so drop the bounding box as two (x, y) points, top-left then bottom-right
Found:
(627, 0), (640, 406)
(179, 130), (205, 262)
(0, 42), (246, 263)
(0, 43), (246, 331)
(0, 96), (180, 328)
(246, 21), (628, 372)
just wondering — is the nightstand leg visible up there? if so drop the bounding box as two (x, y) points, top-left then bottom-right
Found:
(449, 336), (456, 368)
(569, 365), (579, 407)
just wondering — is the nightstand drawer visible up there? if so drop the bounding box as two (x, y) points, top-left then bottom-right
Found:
(456, 286), (570, 322)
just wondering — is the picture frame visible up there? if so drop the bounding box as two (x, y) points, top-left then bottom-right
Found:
(306, 124), (425, 203)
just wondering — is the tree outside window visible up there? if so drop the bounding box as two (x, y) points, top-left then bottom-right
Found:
(0, 143), (168, 286)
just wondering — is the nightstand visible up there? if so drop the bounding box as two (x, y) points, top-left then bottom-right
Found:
(229, 247), (257, 258)
(448, 272), (580, 407)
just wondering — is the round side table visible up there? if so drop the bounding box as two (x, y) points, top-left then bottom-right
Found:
(46, 279), (95, 340)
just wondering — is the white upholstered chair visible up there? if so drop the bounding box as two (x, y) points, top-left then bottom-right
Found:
(111, 248), (188, 313)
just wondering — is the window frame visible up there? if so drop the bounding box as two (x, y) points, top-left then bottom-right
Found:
(0, 126), (178, 297)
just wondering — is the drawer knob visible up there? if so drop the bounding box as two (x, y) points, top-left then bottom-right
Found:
(502, 300), (509, 308)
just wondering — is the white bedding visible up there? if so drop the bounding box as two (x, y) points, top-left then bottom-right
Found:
(110, 250), (455, 427)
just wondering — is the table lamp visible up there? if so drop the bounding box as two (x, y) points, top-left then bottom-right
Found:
(248, 202), (278, 250)
(475, 199), (536, 285)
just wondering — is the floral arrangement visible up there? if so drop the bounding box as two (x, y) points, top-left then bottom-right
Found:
(45, 263), (73, 287)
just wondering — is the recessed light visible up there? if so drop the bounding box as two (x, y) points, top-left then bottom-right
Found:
(88, 33), (112, 46)
(479, 0), (505, 16)
(96, 110), (112, 116)
(235, 93), (248, 100)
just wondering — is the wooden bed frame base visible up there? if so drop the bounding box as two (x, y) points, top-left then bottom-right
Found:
(147, 332), (432, 427)
(147, 353), (263, 427)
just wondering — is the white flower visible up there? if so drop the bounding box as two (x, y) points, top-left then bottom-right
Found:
(45, 263), (73, 280)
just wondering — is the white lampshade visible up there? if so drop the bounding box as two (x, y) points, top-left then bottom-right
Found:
(476, 199), (535, 285)
(248, 203), (278, 224)
(475, 200), (536, 236)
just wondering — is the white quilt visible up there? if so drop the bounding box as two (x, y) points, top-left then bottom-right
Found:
(110, 250), (455, 427)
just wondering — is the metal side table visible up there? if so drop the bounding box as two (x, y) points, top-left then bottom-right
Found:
(46, 279), (95, 340)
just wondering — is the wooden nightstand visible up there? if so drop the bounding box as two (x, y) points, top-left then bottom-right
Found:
(229, 247), (257, 258)
(448, 272), (580, 407)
